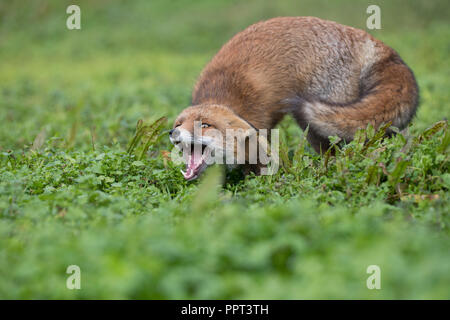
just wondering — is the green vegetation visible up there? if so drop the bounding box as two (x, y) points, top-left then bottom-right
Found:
(0, 0), (449, 299)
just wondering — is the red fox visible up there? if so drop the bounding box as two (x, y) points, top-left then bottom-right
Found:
(170, 17), (419, 180)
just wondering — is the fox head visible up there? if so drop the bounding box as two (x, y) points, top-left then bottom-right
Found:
(170, 104), (269, 180)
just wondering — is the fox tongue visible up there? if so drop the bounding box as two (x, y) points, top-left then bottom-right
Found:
(184, 146), (203, 179)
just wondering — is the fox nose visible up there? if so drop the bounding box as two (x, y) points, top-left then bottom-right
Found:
(170, 128), (181, 142)
(170, 128), (180, 137)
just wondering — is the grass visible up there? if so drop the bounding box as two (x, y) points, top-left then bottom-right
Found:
(0, 0), (449, 299)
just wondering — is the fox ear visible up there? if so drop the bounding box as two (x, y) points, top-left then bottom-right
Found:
(229, 116), (254, 130)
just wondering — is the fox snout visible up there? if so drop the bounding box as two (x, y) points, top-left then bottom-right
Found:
(169, 127), (188, 145)
(169, 127), (214, 147)
(169, 126), (217, 181)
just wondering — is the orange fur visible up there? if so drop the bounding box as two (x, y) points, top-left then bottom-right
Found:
(172, 16), (419, 166)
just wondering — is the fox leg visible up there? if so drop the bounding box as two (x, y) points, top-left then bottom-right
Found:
(290, 104), (331, 154)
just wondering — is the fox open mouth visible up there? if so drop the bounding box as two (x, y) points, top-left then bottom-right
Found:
(180, 143), (209, 181)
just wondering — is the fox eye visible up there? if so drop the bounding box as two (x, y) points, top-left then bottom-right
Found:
(201, 123), (211, 128)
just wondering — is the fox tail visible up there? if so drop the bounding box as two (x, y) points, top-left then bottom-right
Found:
(303, 56), (419, 141)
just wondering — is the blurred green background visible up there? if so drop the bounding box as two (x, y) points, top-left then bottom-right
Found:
(0, 0), (449, 299)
